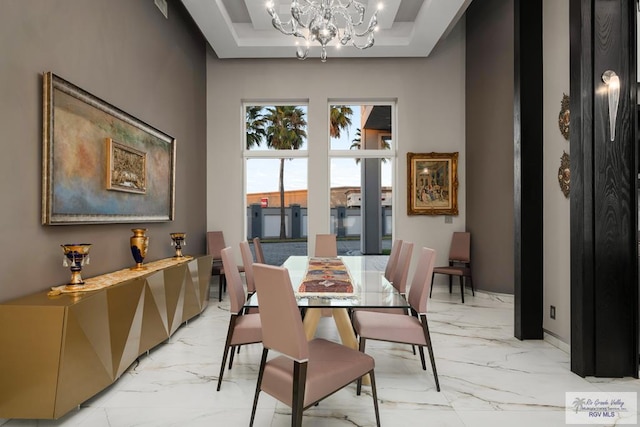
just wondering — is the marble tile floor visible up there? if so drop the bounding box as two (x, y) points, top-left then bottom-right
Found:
(2, 285), (639, 427)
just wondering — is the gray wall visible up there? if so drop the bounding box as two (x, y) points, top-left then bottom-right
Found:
(542, 0), (570, 343)
(206, 25), (468, 277)
(0, 0), (207, 302)
(465, 0), (516, 294)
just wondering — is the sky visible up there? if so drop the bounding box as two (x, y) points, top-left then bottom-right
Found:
(246, 106), (392, 194)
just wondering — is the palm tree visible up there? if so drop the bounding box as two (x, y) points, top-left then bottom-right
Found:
(263, 106), (307, 239)
(349, 128), (390, 163)
(245, 106), (266, 149)
(330, 105), (353, 139)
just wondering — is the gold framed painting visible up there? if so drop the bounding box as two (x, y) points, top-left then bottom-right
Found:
(407, 152), (459, 215)
(106, 138), (147, 194)
(42, 72), (176, 224)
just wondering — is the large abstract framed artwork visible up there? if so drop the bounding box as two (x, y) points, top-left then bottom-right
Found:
(407, 152), (459, 215)
(42, 72), (176, 224)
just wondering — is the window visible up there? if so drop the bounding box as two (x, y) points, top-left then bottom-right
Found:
(329, 103), (395, 255)
(244, 104), (309, 264)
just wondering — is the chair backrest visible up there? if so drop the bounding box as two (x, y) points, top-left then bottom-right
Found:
(449, 232), (471, 263)
(253, 264), (309, 361)
(407, 247), (437, 314)
(315, 234), (337, 257)
(221, 247), (246, 314)
(253, 237), (265, 264)
(384, 239), (403, 282)
(239, 241), (256, 293)
(206, 231), (226, 260)
(391, 241), (414, 294)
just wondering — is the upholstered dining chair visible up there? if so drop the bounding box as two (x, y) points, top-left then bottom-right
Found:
(250, 263), (381, 427)
(352, 247), (441, 392)
(354, 241), (413, 316)
(384, 239), (403, 283)
(252, 237), (265, 264)
(216, 247), (261, 391)
(207, 231), (244, 301)
(314, 233), (337, 257)
(430, 232), (474, 303)
(389, 241), (413, 296)
(239, 241), (256, 296)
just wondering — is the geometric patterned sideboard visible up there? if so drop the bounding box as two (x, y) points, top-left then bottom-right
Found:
(0, 255), (211, 419)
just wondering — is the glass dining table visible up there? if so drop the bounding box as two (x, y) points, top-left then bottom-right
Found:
(245, 255), (409, 350)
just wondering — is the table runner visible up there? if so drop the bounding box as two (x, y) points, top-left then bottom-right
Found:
(48, 256), (193, 296)
(297, 257), (354, 294)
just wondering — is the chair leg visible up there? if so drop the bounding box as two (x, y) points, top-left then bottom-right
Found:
(469, 275), (475, 296)
(218, 274), (224, 301)
(228, 344), (236, 369)
(356, 338), (367, 392)
(368, 369), (381, 427)
(217, 315), (237, 391)
(429, 273), (435, 298)
(292, 361), (307, 427)
(249, 348), (269, 427)
(448, 276), (452, 293)
(460, 276), (465, 304)
(417, 346), (427, 370)
(420, 316), (440, 392)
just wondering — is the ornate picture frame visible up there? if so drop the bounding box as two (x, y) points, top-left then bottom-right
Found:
(407, 152), (459, 215)
(42, 72), (176, 224)
(106, 138), (147, 194)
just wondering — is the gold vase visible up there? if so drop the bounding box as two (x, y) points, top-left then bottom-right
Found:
(130, 228), (148, 270)
(61, 243), (92, 290)
(170, 232), (186, 258)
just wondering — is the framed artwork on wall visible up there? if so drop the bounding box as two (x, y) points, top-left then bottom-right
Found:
(42, 72), (176, 225)
(407, 152), (459, 215)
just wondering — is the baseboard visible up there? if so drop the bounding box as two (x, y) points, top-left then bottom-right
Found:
(544, 331), (570, 354)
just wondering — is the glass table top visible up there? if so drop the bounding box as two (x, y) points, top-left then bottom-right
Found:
(245, 256), (409, 309)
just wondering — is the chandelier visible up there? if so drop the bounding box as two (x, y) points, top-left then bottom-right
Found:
(266, 1), (381, 62)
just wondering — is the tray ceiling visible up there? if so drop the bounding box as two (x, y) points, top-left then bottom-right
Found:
(181, 0), (473, 60)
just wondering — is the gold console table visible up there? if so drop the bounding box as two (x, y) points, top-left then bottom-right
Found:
(0, 255), (212, 419)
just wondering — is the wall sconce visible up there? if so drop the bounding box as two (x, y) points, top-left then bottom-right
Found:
(602, 70), (620, 141)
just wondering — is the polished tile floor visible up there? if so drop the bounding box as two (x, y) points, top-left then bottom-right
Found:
(2, 278), (639, 426)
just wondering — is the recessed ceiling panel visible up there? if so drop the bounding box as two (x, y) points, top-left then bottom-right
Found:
(181, 0), (473, 59)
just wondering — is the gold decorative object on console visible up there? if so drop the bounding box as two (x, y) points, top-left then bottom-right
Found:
(130, 228), (148, 270)
(170, 232), (186, 258)
(61, 244), (92, 290)
(557, 151), (570, 198)
(558, 93), (570, 141)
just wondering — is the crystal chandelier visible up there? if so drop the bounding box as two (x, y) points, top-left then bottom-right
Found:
(266, 0), (381, 62)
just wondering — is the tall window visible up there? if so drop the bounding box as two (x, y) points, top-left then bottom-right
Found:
(244, 104), (309, 264)
(329, 104), (395, 255)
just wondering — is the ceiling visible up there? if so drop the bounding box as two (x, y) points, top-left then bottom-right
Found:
(180, 0), (473, 60)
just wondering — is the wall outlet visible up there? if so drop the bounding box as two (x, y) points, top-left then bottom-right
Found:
(444, 216), (453, 224)
(550, 305), (556, 319)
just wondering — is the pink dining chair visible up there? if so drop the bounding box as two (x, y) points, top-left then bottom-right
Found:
(314, 233), (337, 257)
(384, 239), (403, 282)
(216, 247), (261, 391)
(354, 241), (413, 316)
(430, 232), (474, 303)
(239, 241), (256, 295)
(352, 247), (441, 391)
(252, 237), (265, 264)
(390, 241), (413, 296)
(251, 263), (381, 427)
(207, 231), (245, 301)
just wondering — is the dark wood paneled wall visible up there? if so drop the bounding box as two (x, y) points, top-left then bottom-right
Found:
(570, 0), (638, 377)
(514, 0), (544, 340)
